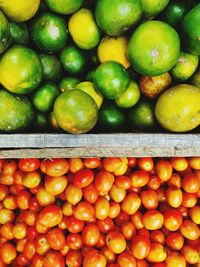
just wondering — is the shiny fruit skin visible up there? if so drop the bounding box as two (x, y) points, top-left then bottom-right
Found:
(180, 220), (200, 240)
(165, 252), (186, 267)
(106, 231), (126, 254)
(117, 252), (136, 267)
(131, 234), (151, 260)
(82, 223), (100, 247)
(121, 192), (141, 215)
(143, 210), (164, 230)
(130, 170), (149, 187)
(140, 189), (158, 210)
(73, 169), (94, 188)
(83, 250), (107, 267)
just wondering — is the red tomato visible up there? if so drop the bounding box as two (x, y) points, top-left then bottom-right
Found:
(164, 208), (183, 231)
(135, 259), (149, 267)
(106, 231), (126, 254)
(165, 252), (186, 267)
(95, 233), (106, 249)
(32, 254), (45, 267)
(18, 158), (40, 172)
(83, 183), (98, 204)
(95, 170), (114, 193)
(180, 220), (200, 240)
(97, 217), (115, 233)
(65, 216), (85, 233)
(40, 159), (69, 177)
(140, 189), (158, 210)
(115, 176), (131, 190)
(130, 211), (144, 229)
(0, 184), (9, 201)
(167, 173), (181, 188)
(120, 221), (136, 240)
(74, 201), (95, 222)
(143, 210), (164, 230)
(181, 173), (200, 193)
(0, 243), (17, 264)
(23, 240), (36, 260)
(84, 158), (101, 169)
(137, 228), (150, 238)
(3, 160), (17, 175)
(128, 158), (137, 168)
(146, 243), (167, 263)
(138, 157), (154, 172)
(150, 230), (165, 245)
(46, 228), (65, 250)
(82, 223), (100, 247)
(0, 222), (14, 240)
(69, 158), (84, 173)
(37, 205), (63, 228)
(83, 249), (107, 267)
(66, 233), (83, 250)
(66, 250), (83, 267)
(44, 251), (65, 267)
(118, 251), (136, 267)
(155, 160), (172, 182)
(166, 187), (183, 208)
(147, 175), (161, 190)
(16, 190), (31, 210)
(94, 196), (110, 220)
(101, 247), (116, 264)
(166, 233), (184, 251)
(35, 235), (50, 255)
(130, 170), (149, 187)
(131, 234), (151, 260)
(121, 193), (141, 215)
(27, 226), (38, 241)
(181, 245), (199, 264)
(73, 169), (94, 188)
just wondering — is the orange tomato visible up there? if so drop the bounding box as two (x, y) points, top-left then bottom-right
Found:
(62, 202), (74, 216)
(101, 247), (116, 264)
(74, 201), (95, 222)
(3, 195), (17, 210)
(97, 217), (115, 233)
(131, 234), (151, 260)
(18, 158), (40, 172)
(22, 171), (41, 188)
(188, 157), (200, 170)
(115, 176), (131, 190)
(0, 222), (14, 240)
(82, 223), (100, 247)
(182, 192), (197, 208)
(23, 240), (36, 260)
(109, 201), (121, 219)
(189, 206), (200, 224)
(137, 157), (154, 172)
(140, 189), (158, 210)
(120, 221), (136, 240)
(103, 158), (122, 172)
(130, 170), (149, 187)
(45, 175), (68, 195)
(156, 187), (166, 202)
(69, 158), (84, 173)
(95, 233), (106, 249)
(35, 235), (50, 255)
(114, 158), (128, 176)
(0, 209), (15, 224)
(180, 220), (200, 240)
(32, 254), (45, 267)
(106, 231), (126, 254)
(65, 250), (82, 267)
(73, 169), (94, 188)
(83, 250), (107, 267)
(155, 160), (172, 182)
(109, 184), (126, 203)
(95, 170), (114, 193)
(128, 158), (137, 168)
(117, 252), (136, 267)
(37, 187), (55, 206)
(135, 259), (149, 267)
(84, 158), (101, 169)
(65, 215), (85, 233)
(165, 252), (186, 267)
(167, 173), (181, 188)
(65, 184), (82, 205)
(40, 158), (69, 177)
(44, 251), (65, 267)
(12, 222), (27, 240)
(147, 175), (161, 190)
(95, 196), (110, 220)
(16, 190), (31, 210)
(37, 205), (63, 228)
(0, 243), (17, 264)
(0, 184), (9, 201)
(66, 233), (83, 250)
(150, 230), (165, 245)
(166, 232), (184, 251)
(143, 210), (164, 230)
(181, 173), (200, 193)
(171, 157), (188, 171)
(164, 208), (183, 231)
(3, 160), (17, 175)
(83, 183), (99, 204)
(146, 243), (167, 263)
(181, 245), (199, 264)
(130, 211), (144, 229)
(166, 187), (183, 208)
(46, 228), (65, 250)
(121, 193), (141, 215)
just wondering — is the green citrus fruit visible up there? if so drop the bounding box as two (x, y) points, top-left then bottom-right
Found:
(0, 10), (10, 54)
(159, 0), (196, 28)
(54, 89), (98, 134)
(191, 68), (200, 88)
(68, 8), (101, 50)
(86, 69), (96, 82)
(31, 12), (68, 52)
(171, 52), (199, 81)
(141, 0), (169, 18)
(39, 54), (63, 83)
(128, 20), (180, 76)
(31, 82), (59, 112)
(128, 98), (158, 131)
(0, 45), (43, 94)
(59, 77), (80, 93)
(155, 84), (200, 132)
(0, 89), (34, 132)
(76, 81), (103, 109)
(49, 111), (61, 131)
(60, 46), (86, 76)
(45, 0), (84, 15)
(180, 4), (200, 55)
(115, 81), (141, 109)
(10, 22), (29, 46)
(94, 61), (130, 100)
(98, 101), (126, 132)
(95, 0), (142, 36)
(33, 111), (49, 132)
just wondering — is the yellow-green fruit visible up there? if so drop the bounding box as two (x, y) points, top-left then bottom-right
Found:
(191, 68), (200, 88)
(98, 36), (130, 69)
(116, 81), (140, 108)
(0, 0), (40, 22)
(155, 84), (200, 132)
(68, 8), (101, 50)
(76, 81), (103, 109)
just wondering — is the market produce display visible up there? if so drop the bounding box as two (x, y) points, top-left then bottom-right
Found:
(0, 0), (199, 133)
(0, 156), (199, 266)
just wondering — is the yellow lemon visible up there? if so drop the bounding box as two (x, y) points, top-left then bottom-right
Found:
(98, 36), (130, 68)
(68, 8), (101, 50)
(0, 0), (40, 22)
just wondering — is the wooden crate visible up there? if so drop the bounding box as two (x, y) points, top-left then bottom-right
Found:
(0, 133), (199, 158)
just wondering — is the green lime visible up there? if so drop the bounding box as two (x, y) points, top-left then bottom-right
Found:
(95, 0), (143, 36)
(94, 61), (130, 100)
(10, 22), (28, 46)
(0, 10), (10, 54)
(141, 0), (169, 18)
(45, 0), (84, 15)
(180, 4), (200, 55)
(59, 77), (80, 93)
(128, 98), (158, 131)
(158, 0), (196, 28)
(31, 12), (68, 52)
(86, 69), (96, 82)
(54, 89), (98, 134)
(128, 21), (180, 76)
(60, 46), (86, 76)
(171, 52), (199, 81)
(191, 68), (200, 88)
(0, 45), (43, 94)
(116, 81), (141, 109)
(39, 53), (63, 83)
(31, 82), (59, 112)
(98, 101), (126, 131)
(33, 111), (49, 132)
(0, 89), (34, 132)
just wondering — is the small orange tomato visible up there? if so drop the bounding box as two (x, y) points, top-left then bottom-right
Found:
(143, 210), (164, 230)
(66, 233), (83, 250)
(22, 210), (37, 226)
(69, 158), (84, 173)
(118, 252), (136, 267)
(0, 222), (14, 240)
(84, 158), (101, 169)
(16, 237), (27, 253)
(156, 187), (166, 202)
(73, 169), (94, 188)
(83, 249), (107, 267)
(65, 216), (85, 233)
(35, 235), (50, 255)
(171, 157), (188, 171)
(103, 158), (122, 173)
(0, 184), (9, 201)
(12, 222), (27, 240)
(165, 252), (186, 267)
(45, 175), (68, 195)
(0, 209), (15, 224)
(135, 259), (149, 267)
(177, 206), (188, 218)
(3, 195), (17, 210)
(95, 233), (106, 249)
(1, 243), (17, 264)
(109, 184), (126, 203)
(120, 221), (136, 240)
(137, 157), (154, 172)
(155, 160), (172, 182)
(189, 206), (200, 224)
(95, 196), (110, 220)
(22, 171), (41, 188)
(16, 190), (31, 210)
(130, 211), (144, 229)
(95, 170), (114, 193)
(106, 231), (126, 254)
(65, 184), (83, 206)
(83, 183), (98, 204)
(66, 250), (82, 267)
(181, 245), (199, 264)
(130, 170), (149, 187)
(3, 160), (17, 175)
(147, 175), (161, 190)
(97, 217), (115, 233)
(44, 251), (65, 267)
(62, 202), (74, 216)
(131, 234), (151, 260)
(137, 228), (150, 238)
(166, 187), (182, 208)
(181, 173), (200, 193)
(0, 174), (14, 185)
(164, 208), (183, 231)
(180, 220), (200, 240)
(114, 158), (128, 176)
(23, 240), (36, 260)
(182, 192), (197, 208)
(146, 243), (167, 263)
(18, 158), (40, 172)
(74, 201), (95, 222)
(82, 223), (100, 247)
(109, 201), (121, 219)
(121, 193), (141, 215)
(188, 157), (200, 170)
(101, 247), (116, 264)
(40, 158), (69, 177)
(32, 254), (45, 267)
(46, 228), (65, 250)
(37, 205), (63, 228)
(166, 233), (184, 251)
(150, 230), (165, 245)
(167, 173), (181, 188)
(115, 176), (131, 190)
(37, 187), (55, 207)
(140, 189), (158, 210)
(36, 222), (48, 234)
